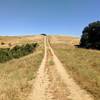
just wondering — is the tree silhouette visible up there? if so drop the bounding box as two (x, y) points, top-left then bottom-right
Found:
(80, 21), (100, 49)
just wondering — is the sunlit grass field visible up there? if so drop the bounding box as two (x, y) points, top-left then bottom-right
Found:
(50, 38), (100, 100)
(0, 35), (42, 48)
(0, 36), (44, 100)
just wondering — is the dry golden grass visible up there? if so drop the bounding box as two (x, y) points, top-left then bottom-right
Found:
(0, 35), (43, 48)
(49, 35), (79, 46)
(50, 36), (100, 100)
(0, 36), (44, 100)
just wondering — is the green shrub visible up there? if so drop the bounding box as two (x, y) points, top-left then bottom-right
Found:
(80, 21), (100, 49)
(0, 43), (38, 63)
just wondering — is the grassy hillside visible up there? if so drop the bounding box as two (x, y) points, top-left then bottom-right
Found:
(0, 36), (44, 100)
(0, 35), (42, 48)
(50, 36), (100, 100)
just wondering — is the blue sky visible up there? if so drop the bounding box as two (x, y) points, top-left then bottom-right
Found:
(0, 0), (100, 36)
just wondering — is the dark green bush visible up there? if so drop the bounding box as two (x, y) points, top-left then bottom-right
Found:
(40, 33), (47, 36)
(80, 21), (100, 49)
(0, 43), (38, 63)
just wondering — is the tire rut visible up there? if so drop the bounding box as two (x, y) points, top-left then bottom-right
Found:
(28, 36), (94, 100)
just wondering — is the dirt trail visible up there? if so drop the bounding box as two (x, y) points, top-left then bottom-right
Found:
(29, 36), (94, 100)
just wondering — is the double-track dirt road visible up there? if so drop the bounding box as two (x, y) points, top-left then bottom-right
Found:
(29, 36), (94, 100)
